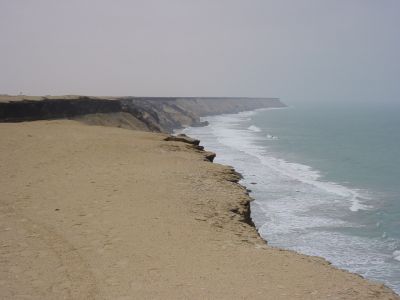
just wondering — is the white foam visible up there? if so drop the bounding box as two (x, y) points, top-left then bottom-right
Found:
(256, 156), (370, 212)
(202, 109), (373, 213)
(266, 134), (278, 140)
(248, 125), (261, 132)
(185, 110), (399, 294)
(210, 120), (371, 212)
(393, 250), (400, 261)
(350, 196), (372, 212)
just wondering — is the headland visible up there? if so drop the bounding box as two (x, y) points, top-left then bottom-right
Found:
(0, 96), (398, 299)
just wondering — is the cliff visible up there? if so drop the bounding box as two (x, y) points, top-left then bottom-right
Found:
(0, 97), (121, 122)
(0, 96), (285, 132)
(2, 120), (398, 299)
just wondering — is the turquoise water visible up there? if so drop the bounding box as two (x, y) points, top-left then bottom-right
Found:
(183, 101), (400, 293)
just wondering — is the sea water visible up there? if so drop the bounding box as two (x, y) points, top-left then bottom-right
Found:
(182, 101), (400, 293)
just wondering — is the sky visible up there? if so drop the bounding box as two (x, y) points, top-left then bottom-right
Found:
(1, 0), (399, 104)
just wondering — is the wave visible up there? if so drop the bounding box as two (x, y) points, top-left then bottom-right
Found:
(266, 134), (278, 140)
(394, 250), (400, 262)
(210, 121), (371, 212)
(248, 125), (261, 132)
(183, 109), (399, 293)
(255, 156), (372, 212)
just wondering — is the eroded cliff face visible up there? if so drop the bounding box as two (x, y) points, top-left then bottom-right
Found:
(0, 97), (121, 122)
(175, 97), (284, 116)
(0, 96), (285, 132)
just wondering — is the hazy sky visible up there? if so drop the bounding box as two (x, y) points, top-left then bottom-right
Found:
(1, 0), (399, 103)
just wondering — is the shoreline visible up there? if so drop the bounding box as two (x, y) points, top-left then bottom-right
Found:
(185, 107), (400, 293)
(0, 119), (398, 299)
(186, 133), (400, 296)
(179, 110), (400, 297)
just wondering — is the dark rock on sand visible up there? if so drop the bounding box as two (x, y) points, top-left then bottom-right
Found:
(164, 134), (200, 146)
(204, 151), (216, 162)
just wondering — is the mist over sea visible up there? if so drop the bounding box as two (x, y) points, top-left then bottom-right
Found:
(183, 101), (400, 293)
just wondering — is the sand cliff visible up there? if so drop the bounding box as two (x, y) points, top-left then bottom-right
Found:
(0, 97), (398, 299)
(0, 96), (284, 132)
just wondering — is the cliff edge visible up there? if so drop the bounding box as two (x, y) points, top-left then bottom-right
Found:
(0, 96), (285, 132)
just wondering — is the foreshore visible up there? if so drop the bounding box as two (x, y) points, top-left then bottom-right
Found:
(0, 119), (398, 299)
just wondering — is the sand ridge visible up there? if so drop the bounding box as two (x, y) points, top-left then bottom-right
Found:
(0, 120), (398, 299)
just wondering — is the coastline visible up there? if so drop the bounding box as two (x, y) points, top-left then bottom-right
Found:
(181, 108), (400, 295)
(186, 106), (400, 293)
(0, 119), (398, 299)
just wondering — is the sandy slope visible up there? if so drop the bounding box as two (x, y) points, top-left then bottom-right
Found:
(0, 120), (398, 299)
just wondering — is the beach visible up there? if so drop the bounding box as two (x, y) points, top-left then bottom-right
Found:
(0, 119), (398, 299)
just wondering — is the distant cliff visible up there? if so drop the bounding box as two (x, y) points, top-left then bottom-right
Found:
(0, 97), (121, 122)
(0, 96), (285, 132)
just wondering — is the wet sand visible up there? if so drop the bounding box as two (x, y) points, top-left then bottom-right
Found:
(0, 120), (398, 299)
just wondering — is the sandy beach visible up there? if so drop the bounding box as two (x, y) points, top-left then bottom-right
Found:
(0, 120), (398, 299)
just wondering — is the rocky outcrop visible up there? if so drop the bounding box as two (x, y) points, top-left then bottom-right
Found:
(164, 134), (200, 146)
(0, 96), (285, 132)
(203, 151), (216, 162)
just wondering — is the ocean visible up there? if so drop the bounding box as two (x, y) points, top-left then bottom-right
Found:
(182, 101), (400, 293)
